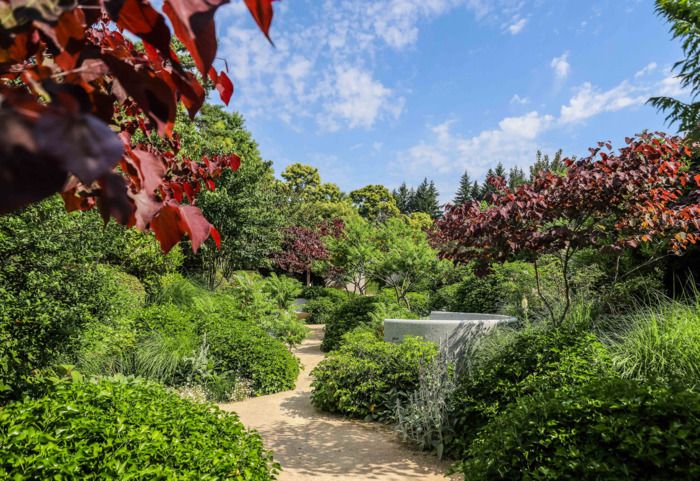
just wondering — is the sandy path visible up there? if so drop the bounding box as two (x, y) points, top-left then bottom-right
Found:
(219, 325), (454, 481)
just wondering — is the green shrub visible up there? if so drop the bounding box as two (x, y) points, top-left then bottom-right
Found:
(451, 268), (506, 313)
(0, 377), (277, 480)
(206, 320), (299, 395)
(76, 317), (137, 377)
(458, 378), (700, 480)
(608, 298), (700, 387)
(448, 319), (612, 456)
(304, 296), (338, 324)
(301, 285), (325, 299)
(263, 273), (302, 309)
(259, 310), (309, 348)
(311, 329), (437, 421)
(405, 292), (430, 316)
(134, 303), (198, 335)
(151, 272), (205, 306)
(321, 296), (384, 351)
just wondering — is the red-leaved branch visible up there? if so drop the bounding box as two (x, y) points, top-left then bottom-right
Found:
(0, 0), (275, 252)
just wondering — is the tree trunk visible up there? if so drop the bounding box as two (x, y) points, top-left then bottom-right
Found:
(306, 269), (311, 286)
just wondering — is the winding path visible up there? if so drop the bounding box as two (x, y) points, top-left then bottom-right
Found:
(219, 325), (455, 481)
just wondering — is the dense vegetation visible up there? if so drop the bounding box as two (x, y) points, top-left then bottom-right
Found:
(2, 0), (700, 479)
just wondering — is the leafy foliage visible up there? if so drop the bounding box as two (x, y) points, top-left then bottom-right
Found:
(206, 320), (300, 395)
(0, 377), (278, 480)
(458, 378), (700, 480)
(350, 184), (400, 222)
(0, 0), (275, 251)
(184, 107), (285, 286)
(447, 319), (613, 456)
(311, 329), (437, 422)
(272, 225), (332, 285)
(0, 199), (172, 401)
(321, 296), (384, 351)
(436, 133), (700, 323)
(649, 0), (700, 140)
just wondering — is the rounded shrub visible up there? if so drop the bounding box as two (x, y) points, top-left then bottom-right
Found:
(311, 329), (437, 421)
(458, 378), (700, 480)
(303, 296), (338, 324)
(321, 296), (383, 351)
(206, 320), (300, 395)
(0, 377), (278, 480)
(448, 322), (612, 456)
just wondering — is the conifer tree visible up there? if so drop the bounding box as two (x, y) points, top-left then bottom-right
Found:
(453, 171), (473, 204)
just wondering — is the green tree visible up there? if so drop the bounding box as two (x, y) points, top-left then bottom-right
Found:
(372, 218), (437, 309)
(325, 218), (380, 294)
(649, 0), (700, 140)
(470, 180), (482, 201)
(393, 182), (415, 214)
(178, 106), (284, 288)
(350, 185), (400, 222)
(413, 178), (442, 218)
(529, 149), (565, 180)
(280, 163), (322, 200)
(508, 166), (527, 189)
(454, 171), (474, 205)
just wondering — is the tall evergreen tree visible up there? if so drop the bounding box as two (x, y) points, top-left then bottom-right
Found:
(453, 171), (473, 204)
(480, 164), (503, 200)
(470, 180), (481, 201)
(393, 182), (414, 214)
(413, 178), (442, 218)
(508, 166), (527, 189)
(530, 149), (565, 180)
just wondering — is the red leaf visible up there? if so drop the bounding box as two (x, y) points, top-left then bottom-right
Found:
(131, 148), (165, 194)
(179, 205), (214, 252)
(103, 55), (177, 136)
(695, 174), (700, 187)
(0, 107), (68, 214)
(35, 111), (124, 184)
(205, 179), (216, 190)
(244, 0), (275, 43)
(210, 225), (221, 248)
(214, 70), (234, 105)
(97, 173), (133, 225)
(129, 189), (162, 230)
(151, 203), (185, 253)
(163, 0), (230, 77)
(104, 0), (172, 59)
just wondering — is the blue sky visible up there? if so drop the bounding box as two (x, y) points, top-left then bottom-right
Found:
(215, 0), (687, 202)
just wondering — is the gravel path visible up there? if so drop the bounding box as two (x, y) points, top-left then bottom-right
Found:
(219, 325), (455, 481)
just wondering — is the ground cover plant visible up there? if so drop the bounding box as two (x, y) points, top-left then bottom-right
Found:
(0, 376), (278, 480)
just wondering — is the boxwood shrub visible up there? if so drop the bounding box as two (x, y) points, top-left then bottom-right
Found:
(0, 377), (278, 480)
(458, 378), (700, 480)
(311, 329), (437, 421)
(206, 320), (300, 395)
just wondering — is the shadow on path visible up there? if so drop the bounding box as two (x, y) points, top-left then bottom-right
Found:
(220, 325), (454, 481)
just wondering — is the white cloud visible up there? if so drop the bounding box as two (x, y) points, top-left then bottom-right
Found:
(507, 17), (528, 35)
(320, 66), (404, 130)
(559, 72), (686, 124)
(218, 0), (526, 130)
(397, 111), (553, 179)
(635, 62), (657, 78)
(510, 94), (530, 105)
(550, 52), (570, 80)
(398, 63), (689, 194)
